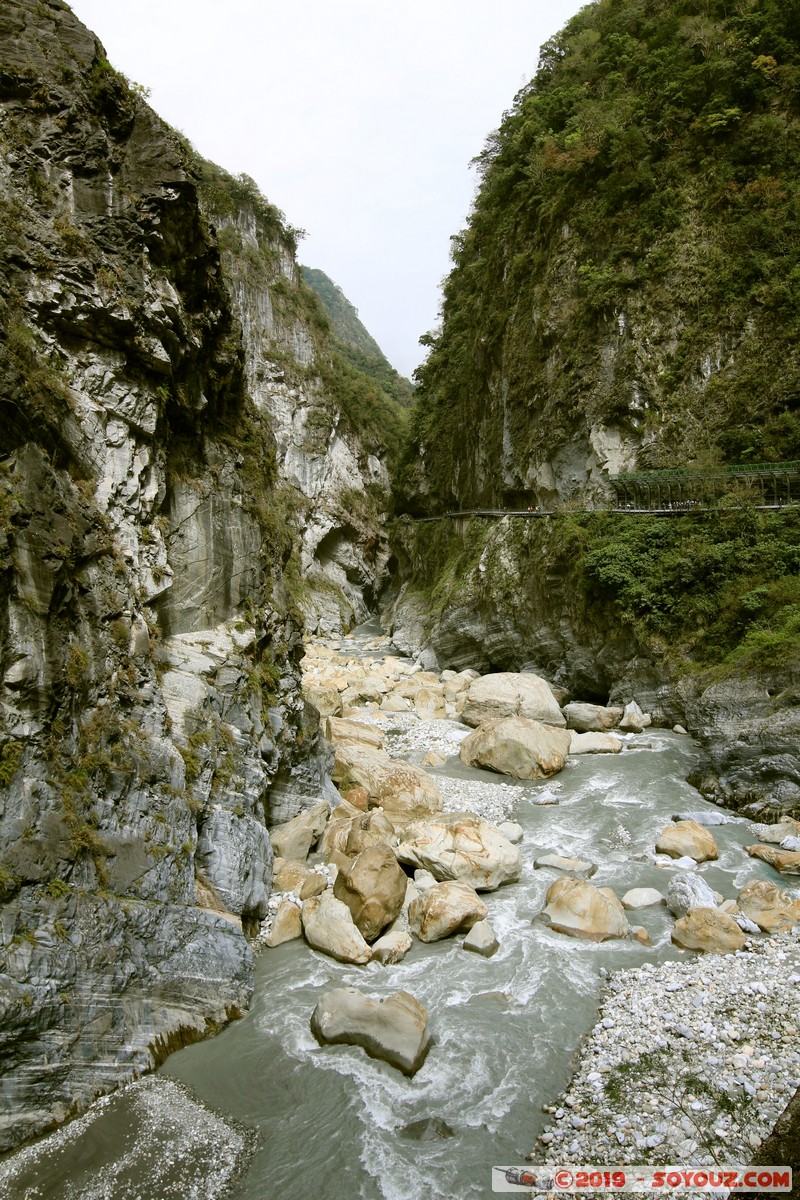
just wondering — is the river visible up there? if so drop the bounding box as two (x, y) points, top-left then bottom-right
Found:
(0, 631), (778, 1200)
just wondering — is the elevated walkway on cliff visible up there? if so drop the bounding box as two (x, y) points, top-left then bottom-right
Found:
(405, 461), (800, 523)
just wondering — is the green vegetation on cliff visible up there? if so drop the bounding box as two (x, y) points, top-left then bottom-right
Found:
(302, 265), (415, 412)
(397, 0), (800, 513)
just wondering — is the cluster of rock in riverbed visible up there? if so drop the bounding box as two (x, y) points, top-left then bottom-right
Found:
(258, 639), (800, 1087)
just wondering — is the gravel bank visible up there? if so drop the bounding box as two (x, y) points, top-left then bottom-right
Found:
(536, 933), (800, 1170)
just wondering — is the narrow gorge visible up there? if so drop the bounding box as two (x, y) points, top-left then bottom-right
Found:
(1, 1), (799, 1198)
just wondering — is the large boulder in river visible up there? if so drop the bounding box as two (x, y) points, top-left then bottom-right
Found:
(563, 702), (623, 732)
(671, 907), (746, 954)
(310, 987), (431, 1076)
(333, 743), (443, 825)
(396, 813), (521, 891)
(270, 801), (330, 862)
(408, 881), (488, 942)
(569, 732), (623, 755)
(542, 878), (629, 942)
(333, 845), (407, 942)
(666, 872), (719, 918)
(302, 891), (372, 964)
(325, 716), (384, 750)
(460, 717), (571, 780)
(738, 879), (800, 932)
(319, 806), (395, 862)
(656, 819), (718, 863)
(461, 672), (565, 728)
(745, 844), (800, 876)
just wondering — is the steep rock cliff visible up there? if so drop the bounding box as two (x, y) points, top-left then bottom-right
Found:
(397, 0), (800, 514)
(0, 0), (336, 1151)
(194, 176), (405, 638)
(388, 0), (800, 818)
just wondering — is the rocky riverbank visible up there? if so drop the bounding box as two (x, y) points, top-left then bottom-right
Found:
(535, 933), (800, 1182)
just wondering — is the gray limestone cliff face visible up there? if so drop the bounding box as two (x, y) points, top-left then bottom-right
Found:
(200, 192), (394, 638)
(0, 0), (327, 1152)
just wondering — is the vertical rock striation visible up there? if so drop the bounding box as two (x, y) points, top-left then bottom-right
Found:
(0, 0), (366, 1151)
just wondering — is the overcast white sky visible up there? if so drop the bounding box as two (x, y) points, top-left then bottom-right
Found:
(68, 0), (587, 377)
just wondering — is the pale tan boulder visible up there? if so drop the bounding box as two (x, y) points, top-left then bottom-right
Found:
(671, 907), (746, 954)
(534, 853), (596, 878)
(304, 685), (342, 718)
(744, 845), (800, 875)
(273, 860), (327, 899)
(421, 750), (447, 768)
(408, 880), (488, 942)
(460, 716), (571, 779)
(631, 925), (652, 946)
(301, 891), (372, 964)
(370, 929), (414, 965)
(325, 716), (384, 749)
(333, 743), (443, 825)
(542, 878), (630, 942)
(462, 919), (499, 957)
(310, 987), (431, 1075)
(656, 819), (719, 863)
(270, 800), (330, 861)
(344, 809), (396, 857)
(747, 817), (800, 844)
(621, 888), (665, 910)
(619, 701), (652, 732)
(569, 732), (623, 755)
(563, 702), (624, 732)
(738, 879), (800, 930)
(396, 813), (521, 890)
(415, 688), (446, 720)
(265, 898), (303, 947)
(462, 672), (565, 728)
(343, 785), (369, 811)
(333, 845), (408, 942)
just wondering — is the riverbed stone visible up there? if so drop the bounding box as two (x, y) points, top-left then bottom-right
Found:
(332, 845), (407, 942)
(462, 920), (499, 957)
(745, 844), (800, 875)
(748, 817), (800, 844)
(621, 888), (665, 910)
(270, 801), (330, 862)
(656, 819), (719, 863)
(310, 987), (431, 1076)
(460, 717), (571, 780)
(671, 907), (746, 954)
(738, 880), (800, 931)
(569, 732), (623, 755)
(273, 860), (326, 899)
(534, 853), (597, 878)
(265, 898), (303, 947)
(370, 929), (414, 965)
(666, 872), (718, 917)
(619, 701), (652, 732)
(498, 820), (524, 844)
(542, 878), (629, 942)
(563, 702), (624, 732)
(304, 685), (342, 718)
(325, 716), (384, 749)
(396, 813), (521, 890)
(461, 672), (566, 728)
(674, 810), (737, 826)
(301, 892), (372, 964)
(408, 881), (488, 942)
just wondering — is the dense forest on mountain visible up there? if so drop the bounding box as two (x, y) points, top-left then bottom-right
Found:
(399, 0), (800, 504)
(392, 0), (800, 677)
(301, 266), (415, 414)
